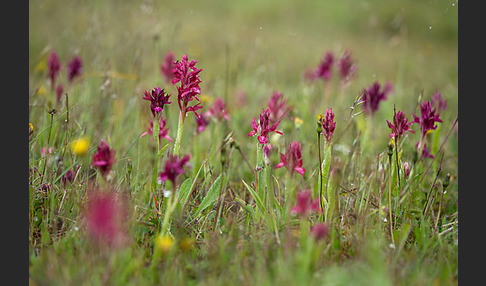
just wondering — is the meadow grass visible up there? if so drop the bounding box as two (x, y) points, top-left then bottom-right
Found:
(29, 0), (458, 285)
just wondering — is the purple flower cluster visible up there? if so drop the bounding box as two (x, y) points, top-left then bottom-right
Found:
(142, 87), (172, 118)
(386, 110), (415, 141)
(171, 54), (203, 120)
(208, 97), (230, 122)
(361, 81), (393, 115)
(247, 108), (283, 145)
(305, 49), (357, 84)
(275, 141), (305, 177)
(48, 51), (61, 89)
(158, 154), (191, 185)
(141, 116), (173, 143)
(67, 56), (83, 83)
(412, 100), (443, 139)
(320, 108), (336, 143)
(91, 140), (117, 177)
(160, 51), (175, 84)
(267, 91), (291, 125)
(338, 49), (357, 83)
(291, 190), (321, 217)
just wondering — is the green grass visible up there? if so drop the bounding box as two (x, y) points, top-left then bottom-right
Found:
(29, 0), (458, 285)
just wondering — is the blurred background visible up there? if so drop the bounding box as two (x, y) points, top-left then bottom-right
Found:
(29, 0), (458, 161)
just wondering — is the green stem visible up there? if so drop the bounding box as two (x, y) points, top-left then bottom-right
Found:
(160, 185), (178, 237)
(388, 154), (395, 245)
(151, 117), (160, 191)
(256, 142), (265, 203)
(173, 111), (185, 156)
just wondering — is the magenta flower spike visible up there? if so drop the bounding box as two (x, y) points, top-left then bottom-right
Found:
(412, 100), (443, 139)
(247, 108), (283, 145)
(338, 49), (357, 83)
(275, 141), (305, 177)
(171, 54), (203, 120)
(91, 140), (116, 177)
(208, 97), (230, 122)
(386, 109), (415, 141)
(160, 51), (175, 84)
(47, 51), (61, 88)
(361, 81), (393, 116)
(315, 51), (334, 81)
(267, 91), (291, 125)
(158, 154), (191, 186)
(321, 108), (336, 144)
(67, 55), (83, 83)
(142, 87), (172, 118)
(141, 116), (173, 143)
(291, 190), (321, 217)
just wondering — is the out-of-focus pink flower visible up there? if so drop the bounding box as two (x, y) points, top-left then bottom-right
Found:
(403, 162), (411, 179)
(55, 83), (64, 104)
(419, 143), (434, 159)
(171, 54), (203, 120)
(158, 154), (191, 185)
(41, 146), (54, 156)
(311, 223), (329, 241)
(91, 140), (116, 177)
(267, 91), (291, 125)
(338, 49), (357, 83)
(47, 51), (61, 88)
(62, 169), (75, 187)
(160, 51), (175, 84)
(315, 51), (334, 81)
(195, 112), (210, 134)
(142, 87), (172, 118)
(361, 81), (393, 116)
(208, 97), (230, 121)
(386, 109), (415, 141)
(431, 91), (447, 113)
(291, 190), (321, 217)
(84, 191), (128, 248)
(67, 55), (83, 83)
(275, 141), (305, 177)
(140, 116), (173, 143)
(247, 108), (283, 145)
(320, 108), (336, 143)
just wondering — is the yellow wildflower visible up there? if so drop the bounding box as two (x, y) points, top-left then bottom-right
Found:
(29, 123), (33, 135)
(294, 117), (303, 129)
(71, 137), (90, 156)
(155, 235), (175, 254)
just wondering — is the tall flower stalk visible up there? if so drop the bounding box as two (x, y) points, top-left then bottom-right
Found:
(171, 54), (203, 156)
(248, 108), (283, 202)
(412, 100), (442, 162)
(386, 106), (415, 190)
(318, 108), (335, 222)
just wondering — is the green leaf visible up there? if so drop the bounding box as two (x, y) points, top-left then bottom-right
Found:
(177, 178), (193, 209)
(194, 174), (222, 217)
(242, 179), (267, 215)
